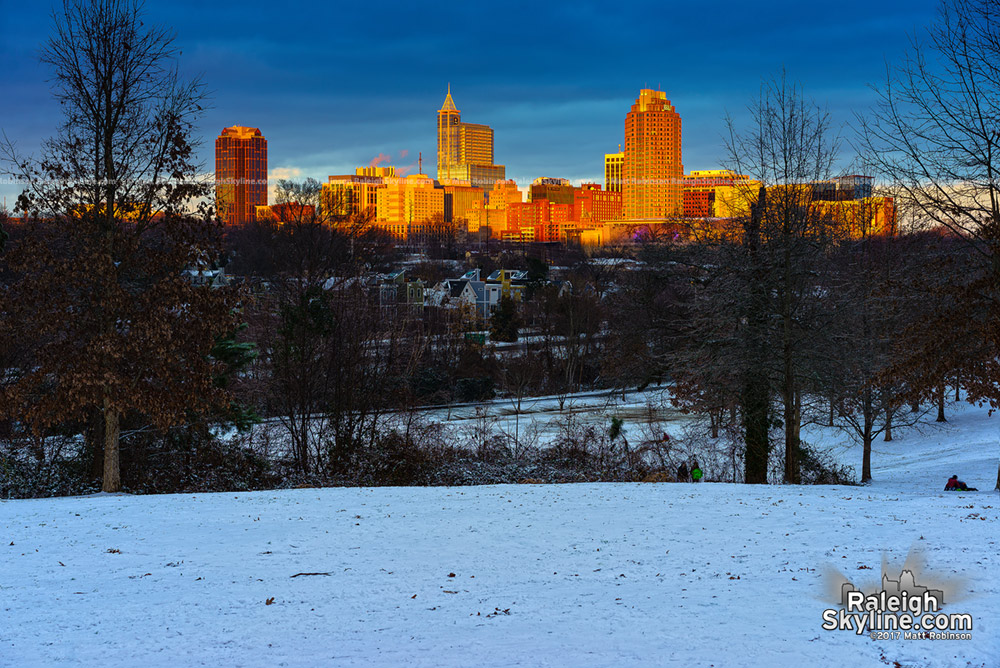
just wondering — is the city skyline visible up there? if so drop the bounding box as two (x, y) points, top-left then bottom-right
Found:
(1, 0), (941, 207)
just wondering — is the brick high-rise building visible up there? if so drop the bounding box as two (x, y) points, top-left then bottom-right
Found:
(436, 85), (505, 191)
(215, 126), (267, 225)
(623, 90), (683, 219)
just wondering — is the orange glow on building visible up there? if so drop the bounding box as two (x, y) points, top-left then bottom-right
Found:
(507, 199), (573, 243)
(215, 126), (267, 225)
(605, 151), (623, 194)
(680, 174), (896, 242)
(376, 174), (446, 239)
(466, 180), (522, 236)
(683, 170), (753, 218)
(321, 167), (394, 219)
(813, 197), (897, 238)
(574, 183), (622, 225)
(503, 181), (621, 243)
(255, 202), (316, 223)
(439, 179), (484, 225)
(529, 178), (575, 205)
(436, 86), (505, 190)
(623, 90), (683, 219)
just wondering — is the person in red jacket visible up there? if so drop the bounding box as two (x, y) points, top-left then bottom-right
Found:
(944, 475), (977, 491)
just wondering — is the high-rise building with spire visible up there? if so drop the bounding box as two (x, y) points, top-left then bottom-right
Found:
(623, 90), (683, 219)
(215, 126), (267, 225)
(436, 86), (505, 191)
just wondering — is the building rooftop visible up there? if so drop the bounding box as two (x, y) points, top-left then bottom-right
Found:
(440, 84), (458, 112)
(220, 126), (263, 139)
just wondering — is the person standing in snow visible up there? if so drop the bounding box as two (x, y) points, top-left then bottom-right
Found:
(677, 462), (689, 482)
(691, 460), (703, 483)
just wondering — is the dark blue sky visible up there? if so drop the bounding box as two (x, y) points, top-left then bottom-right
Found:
(1, 0), (940, 204)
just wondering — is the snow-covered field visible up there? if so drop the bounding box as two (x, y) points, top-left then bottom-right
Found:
(2, 401), (998, 667)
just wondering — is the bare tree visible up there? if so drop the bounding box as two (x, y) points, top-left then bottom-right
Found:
(860, 0), (1000, 487)
(827, 235), (926, 481)
(0, 0), (239, 492)
(722, 72), (840, 483)
(860, 0), (1000, 394)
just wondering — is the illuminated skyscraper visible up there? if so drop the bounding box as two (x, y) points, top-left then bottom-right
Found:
(623, 90), (683, 219)
(215, 126), (267, 225)
(605, 151), (623, 194)
(436, 86), (505, 190)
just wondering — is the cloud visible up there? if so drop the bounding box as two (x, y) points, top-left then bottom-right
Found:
(396, 162), (417, 177)
(267, 167), (304, 202)
(370, 153), (392, 168)
(269, 167), (303, 181)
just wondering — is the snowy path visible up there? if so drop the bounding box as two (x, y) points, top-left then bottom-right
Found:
(2, 404), (998, 667)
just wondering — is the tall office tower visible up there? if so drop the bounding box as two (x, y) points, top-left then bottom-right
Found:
(436, 85), (505, 191)
(623, 90), (683, 219)
(215, 126), (268, 225)
(605, 151), (624, 194)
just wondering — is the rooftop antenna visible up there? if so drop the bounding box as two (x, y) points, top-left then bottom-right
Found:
(418, 151), (423, 175)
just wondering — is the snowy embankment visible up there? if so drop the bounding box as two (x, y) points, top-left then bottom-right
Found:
(2, 404), (998, 667)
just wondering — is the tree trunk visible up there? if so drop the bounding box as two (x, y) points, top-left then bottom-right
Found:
(954, 372), (960, 401)
(742, 376), (770, 484)
(742, 187), (770, 485)
(710, 410), (719, 439)
(829, 396), (835, 427)
(783, 378), (800, 484)
(862, 432), (873, 483)
(884, 406), (893, 442)
(861, 389), (873, 483)
(86, 406), (105, 479)
(792, 391), (801, 454)
(102, 397), (121, 493)
(995, 457), (1000, 491)
(780, 233), (800, 485)
(936, 380), (947, 422)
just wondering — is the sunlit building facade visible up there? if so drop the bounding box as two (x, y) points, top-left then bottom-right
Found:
(436, 86), (506, 191)
(321, 167), (394, 220)
(466, 180), (522, 235)
(376, 174), (446, 239)
(215, 126), (267, 225)
(529, 177), (575, 205)
(255, 202), (315, 223)
(623, 90), (683, 219)
(605, 152), (624, 194)
(683, 170), (753, 218)
(574, 183), (622, 225)
(439, 179), (484, 224)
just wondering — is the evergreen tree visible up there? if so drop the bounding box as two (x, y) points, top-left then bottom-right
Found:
(490, 295), (520, 343)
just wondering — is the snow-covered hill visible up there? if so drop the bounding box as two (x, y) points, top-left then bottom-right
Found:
(2, 402), (997, 667)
